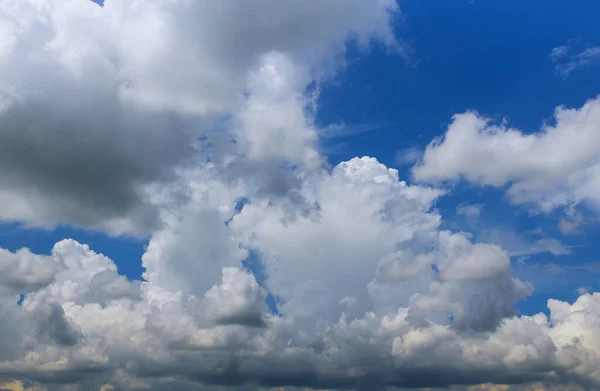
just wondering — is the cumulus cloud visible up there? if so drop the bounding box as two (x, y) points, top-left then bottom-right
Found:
(0, 0), (399, 235)
(203, 267), (268, 328)
(412, 96), (600, 214)
(0, 158), (599, 390)
(1, 1), (600, 390)
(0, 247), (56, 295)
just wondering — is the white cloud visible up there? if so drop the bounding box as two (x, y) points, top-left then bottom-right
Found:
(0, 158), (598, 389)
(1, 1), (600, 390)
(412, 96), (600, 213)
(230, 157), (445, 325)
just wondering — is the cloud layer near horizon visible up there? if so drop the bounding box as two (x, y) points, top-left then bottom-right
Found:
(1, 1), (600, 390)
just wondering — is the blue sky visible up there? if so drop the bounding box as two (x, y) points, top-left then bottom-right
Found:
(4, 0), (598, 317)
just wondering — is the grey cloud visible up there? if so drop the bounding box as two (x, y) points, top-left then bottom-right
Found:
(0, 91), (195, 235)
(0, 247), (56, 295)
(0, 207), (598, 391)
(0, 0), (400, 236)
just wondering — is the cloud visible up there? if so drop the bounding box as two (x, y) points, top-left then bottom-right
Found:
(0, 158), (598, 390)
(317, 122), (394, 139)
(1, 1), (600, 390)
(550, 40), (600, 77)
(549, 45), (570, 62)
(456, 204), (483, 219)
(0, 247), (56, 295)
(412, 96), (600, 214)
(0, 0), (400, 236)
(203, 267), (268, 328)
(396, 146), (424, 165)
(451, 207), (570, 259)
(558, 205), (586, 235)
(479, 228), (571, 258)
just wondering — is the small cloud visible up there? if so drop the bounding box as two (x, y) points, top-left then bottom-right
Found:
(529, 238), (572, 256)
(558, 204), (584, 235)
(456, 203), (483, 219)
(549, 45), (569, 61)
(550, 40), (600, 77)
(480, 228), (570, 257)
(396, 146), (423, 165)
(317, 122), (393, 139)
(576, 286), (589, 295)
(558, 217), (581, 235)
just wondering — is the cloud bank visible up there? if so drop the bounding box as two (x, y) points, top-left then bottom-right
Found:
(1, 1), (599, 390)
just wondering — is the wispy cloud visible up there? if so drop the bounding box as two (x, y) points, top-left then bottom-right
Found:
(456, 203), (483, 219)
(317, 122), (394, 139)
(550, 39), (600, 77)
(549, 45), (570, 62)
(523, 261), (600, 275)
(395, 146), (423, 165)
(480, 228), (572, 257)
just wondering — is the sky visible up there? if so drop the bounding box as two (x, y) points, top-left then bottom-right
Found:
(0, 0), (600, 390)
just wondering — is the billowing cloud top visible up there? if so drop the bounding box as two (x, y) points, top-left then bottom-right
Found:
(1, 1), (599, 391)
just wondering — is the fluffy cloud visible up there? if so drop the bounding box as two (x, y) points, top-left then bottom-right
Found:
(230, 157), (444, 325)
(0, 159), (599, 390)
(412, 96), (600, 213)
(0, 0), (399, 235)
(0, 247), (56, 295)
(2, 1), (600, 390)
